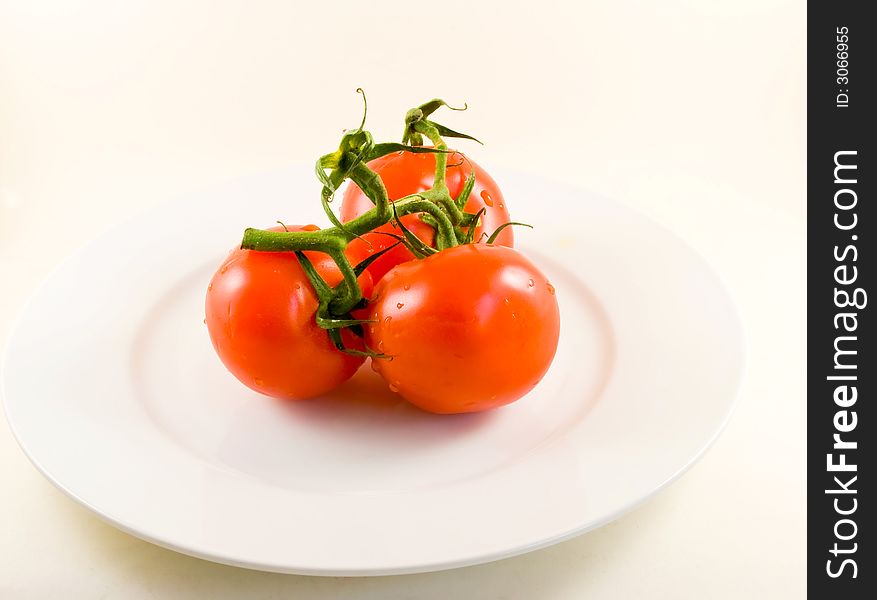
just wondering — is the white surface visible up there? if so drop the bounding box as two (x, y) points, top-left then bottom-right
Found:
(0, 0), (803, 597)
(3, 169), (744, 575)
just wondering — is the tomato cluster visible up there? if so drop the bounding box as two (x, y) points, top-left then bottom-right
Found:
(206, 101), (560, 414)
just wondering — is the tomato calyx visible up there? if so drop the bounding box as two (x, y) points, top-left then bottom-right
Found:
(390, 204), (440, 258)
(291, 245), (400, 359)
(402, 98), (482, 147)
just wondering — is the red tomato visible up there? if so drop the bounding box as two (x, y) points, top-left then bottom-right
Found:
(340, 151), (513, 282)
(205, 224), (373, 400)
(365, 244), (559, 414)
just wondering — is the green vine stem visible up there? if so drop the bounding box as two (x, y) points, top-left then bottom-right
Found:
(240, 95), (483, 330)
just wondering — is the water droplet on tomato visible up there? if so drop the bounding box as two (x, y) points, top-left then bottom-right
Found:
(498, 203), (504, 209)
(369, 326), (376, 335)
(480, 190), (494, 207)
(377, 341), (384, 351)
(207, 283), (213, 291)
(403, 283), (410, 291)
(389, 382), (400, 393)
(503, 298), (511, 306)
(527, 278), (535, 287)
(396, 302), (404, 309)
(384, 316), (393, 324)
(220, 266), (228, 274)
(370, 360), (379, 373)
(547, 283), (556, 295)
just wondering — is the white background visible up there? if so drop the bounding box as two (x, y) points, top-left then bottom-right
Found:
(0, 1), (804, 598)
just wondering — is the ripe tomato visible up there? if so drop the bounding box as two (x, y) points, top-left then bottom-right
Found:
(365, 244), (559, 414)
(340, 151), (513, 282)
(205, 224), (373, 400)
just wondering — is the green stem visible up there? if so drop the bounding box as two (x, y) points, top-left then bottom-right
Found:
(239, 97), (481, 327)
(421, 188), (465, 227)
(413, 120), (449, 191)
(326, 247), (361, 314)
(241, 228), (345, 252)
(396, 198), (456, 249)
(241, 192), (455, 252)
(348, 162), (390, 220)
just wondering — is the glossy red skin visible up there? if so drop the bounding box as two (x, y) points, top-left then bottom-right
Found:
(205, 225), (373, 400)
(340, 151), (513, 282)
(365, 244), (560, 414)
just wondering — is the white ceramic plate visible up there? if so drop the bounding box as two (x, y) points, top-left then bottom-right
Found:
(2, 168), (743, 576)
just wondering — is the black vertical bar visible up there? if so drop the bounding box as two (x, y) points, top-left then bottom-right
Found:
(807, 3), (873, 597)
